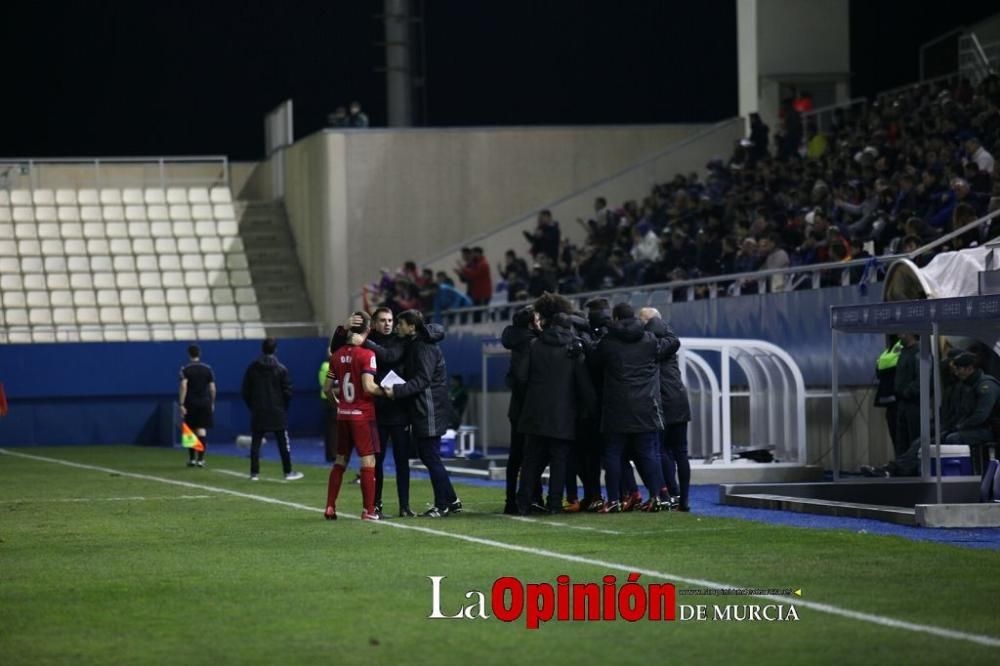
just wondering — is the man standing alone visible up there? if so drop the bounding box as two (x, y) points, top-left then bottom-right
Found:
(241, 338), (304, 481)
(179, 344), (215, 467)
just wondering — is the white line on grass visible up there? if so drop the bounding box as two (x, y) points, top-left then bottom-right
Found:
(3, 448), (999, 649)
(211, 468), (289, 483)
(504, 514), (625, 535)
(0, 495), (213, 504)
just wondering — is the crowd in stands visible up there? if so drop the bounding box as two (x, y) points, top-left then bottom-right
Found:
(367, 75), (1000, 316)
(327, 101), (370, 128)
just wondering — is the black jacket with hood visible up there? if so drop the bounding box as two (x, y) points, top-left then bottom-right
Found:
(501, 324), (537, 423)
(393, 324), (452, 438)
(643, 317), (689, 424)
(241, 353), (293, 431)
(594, 318), (673, 434)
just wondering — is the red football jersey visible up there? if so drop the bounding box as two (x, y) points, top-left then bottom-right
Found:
(327, 345), (378, 421)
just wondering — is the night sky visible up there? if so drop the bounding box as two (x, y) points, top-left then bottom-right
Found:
(0, 1), (997, 161)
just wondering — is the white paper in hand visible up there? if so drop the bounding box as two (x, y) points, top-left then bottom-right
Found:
(380, 370), (406, 389)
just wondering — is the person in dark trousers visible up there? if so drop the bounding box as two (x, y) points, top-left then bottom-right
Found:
(514, 294), (596, 515)
(501, 304), (540, 514)
(241, 338), (303, 481)
(179, 344), (215, 467)
(639, 307), (691, 512)
(384, 310), (461, 517)
(358, 307), (415, 517)
(593, 303), (673, 512)
(874, 339), (903, 456)
(575, 298), (611, 512)
(893, 333), (921, 464)
(449, 375), (468, 429)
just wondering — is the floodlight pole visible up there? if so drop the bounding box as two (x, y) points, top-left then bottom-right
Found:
(931, 323), (943, 504)
(831, 330), (840, 481)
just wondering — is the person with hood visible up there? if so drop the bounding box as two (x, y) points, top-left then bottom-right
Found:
(593, 303), (674, 512)
(384, 309), (461, 517)
(500, 305), (540, 514)
(638, 307), (691, 512)
(241, 338), (304, 481)
(574, 298), (612, 511)
(514, 294), (597, 515)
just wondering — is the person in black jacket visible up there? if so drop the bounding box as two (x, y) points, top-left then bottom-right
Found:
(501, 305), (541, 514)
(514, 295), (597, 514)
(639, 307), (691, 512)
(384, 310), (461, 517)
(241, 338), (304, 481)
(574, 298), (611, 512)
(593, 303), (673, 512)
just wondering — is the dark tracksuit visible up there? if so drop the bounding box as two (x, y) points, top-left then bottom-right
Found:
(392, 324), (458, 511)
(594, 318), (672, 502)
(893, 341), (921, 466)
(241, 353), (295, 476)
(364, 331), (413, 511)
(501, 324), (539, 511)
(944, 370), (1000, 474)
(644, 317), (690, 506)
(514, 324), (596, 514)
(575, 316), (608, 504)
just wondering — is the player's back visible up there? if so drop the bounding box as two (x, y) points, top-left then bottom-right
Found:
(329, 344), (377, 421)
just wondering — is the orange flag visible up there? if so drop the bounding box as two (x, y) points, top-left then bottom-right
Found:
(181, 422), (204, 451)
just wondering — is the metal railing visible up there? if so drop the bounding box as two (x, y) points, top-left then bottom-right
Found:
(0, 321), (322, 344)
(439, 208), (1000, 326)
(800, 97), (867, 134)
(0, 156), (230, 192)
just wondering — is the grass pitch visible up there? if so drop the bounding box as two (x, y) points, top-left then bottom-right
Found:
(1, 446), (998, 665)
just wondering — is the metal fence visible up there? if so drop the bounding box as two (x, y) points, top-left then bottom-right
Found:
(0, 156), (230, 191)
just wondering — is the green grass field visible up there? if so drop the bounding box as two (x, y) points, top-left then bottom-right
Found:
(1, 446), (998, 665)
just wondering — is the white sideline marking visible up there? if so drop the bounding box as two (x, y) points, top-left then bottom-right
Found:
(211, 468), (289, 483)
(3, 447), (999, 649)
(505, 515), (624, 536)
(0, 495), (212, 504)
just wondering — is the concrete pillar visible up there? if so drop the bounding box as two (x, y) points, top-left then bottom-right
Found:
(737, 0), (759, 131)
(384, 0), (413, 127)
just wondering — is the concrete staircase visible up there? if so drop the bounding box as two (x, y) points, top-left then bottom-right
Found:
(235, 200), (319, 337)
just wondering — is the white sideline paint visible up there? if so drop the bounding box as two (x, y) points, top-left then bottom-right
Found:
(2, 448), (999, 649)
(0, 495), (212, 504)
(212, 468), (288, 483)
(505, 515), (624, 536)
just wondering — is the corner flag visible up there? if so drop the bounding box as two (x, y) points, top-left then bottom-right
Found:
(181, 422), (204, 451)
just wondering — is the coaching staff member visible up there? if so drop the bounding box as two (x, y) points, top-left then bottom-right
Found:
(501, 304), (539, 514)
(241, 338), (304, 481)
(384, 310), (461, 517)
(594, 303), (673, 512)
(179, 344), (215, 467)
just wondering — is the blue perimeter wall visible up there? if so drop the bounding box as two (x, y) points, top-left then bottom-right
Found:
(0, 338), (331, 447)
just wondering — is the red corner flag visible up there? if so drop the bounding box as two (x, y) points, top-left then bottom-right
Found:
(181, 422), (204, 451)
(0, 383), (8, 417)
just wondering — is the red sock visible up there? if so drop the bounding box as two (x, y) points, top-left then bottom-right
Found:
(360, 466), (376, 513)
(327, 464), (345, 509)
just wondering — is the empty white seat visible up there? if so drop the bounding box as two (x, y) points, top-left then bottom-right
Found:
(52, 307), (76, 325)
(213, 203), (236, 219)
(50, 289), (72, 306)
(10, 190), (32, 205)
(99, 306), (123, 324)
(60, 221), (83, 238)
(143, 289), (166, 306)
(67, 252), (89, 269)
(229, 270), (251, 287)
(75, 307), (100, 324)
(80, 206), (102, 222)
(169, 305), (192, 322)
(102, 206), (125, 222)
(77, 189), (99, 205)
(238, 304), (261, 321)
(83, 221), (105, 238)
(202, 253), (225, 270)
(0, 208), (10, 223)
(18, 239), (41, 255)
(120, 289), (142, 306)
(35, 207), (57, 222)
(125, 205), (147, 221)
(234, 287), (257, 305)
(196, 324), (221, 340)
(106, 221), (128, 238)
(127, 221), (151, 239)
(126, 327), (151, 341)
(207, 270), (229, 287)
(155, 237), (177, 254)
(165, 288), (188, 305)
(57, 207), (80, 223)
(226, 254), (248, 270)
(15, 222), (38, 238)
(3, 290), (25, 307)
(191, 204), (213, 220)
(74, 290), (97, 307)
(210, 186), (232, 204)
(132, 238), (156, 255)
(149, 312), (171, 328)
(188, 288), (211, 305)
(99, 189), (122, 205)
(29, 308), (53, 325)
(217, 220), (238, 236)
(177, 237), (200, 254)
(93, 272), (115, 289)
(169, 204), (191, 220)
(144, 188), (166, 204)
(139, 271), (162, 288)
(181, 254), (203, 271)
(26, 291), (50, 307)
(147, 204), (169, 220)
(87, 239), (110, 254)
(41, 239), (64, 256)
(33, 189), (55, 205)
(162, 271), (184, 288)
(136, 255), (158, 271)
(123, 306), (146, 324)
(0, 256), (19, 271)
(21, 257), (44, 273)
(166, 187), (187, 204)
(23, 273), (46, 289)
(194, 221), (217, 237)
(172, 220), (195, 236)
(13, 207), (34, 223)
(184, 272), (207, 288)
(150, 220), (172, 237)
(121, 188), (144, 205)
(4, 308), (29, 325)
(112, 256), (136, 272)
(48, 275), (71, 291)
(38, 223), (61, 239)
(215, 304), (238, 322)
(188, 187), (210, 203)
(159, 255), (181, 271)
(0, 190), (8, 206)
(96, 289), (119, 306)
(115, 273), (139, 289)
(70, 272), (93, 289)
(1, 274), (23, 290)
(192, 304), (215, 320)
(54, 189), (77, 205)
(110, 238), (132, 254)
(199, 237), (222, 254)
(0, 239), (17, 255)
(224, 237), (245, 253)
(90, 255), (112, 272)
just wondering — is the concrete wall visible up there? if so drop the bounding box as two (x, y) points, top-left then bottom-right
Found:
(0, 161), (228, 189)
(756, 0), (849, 77)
